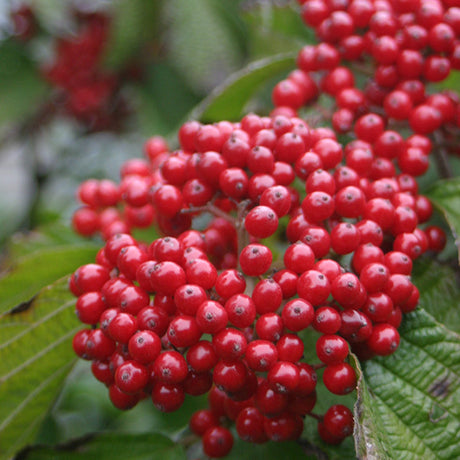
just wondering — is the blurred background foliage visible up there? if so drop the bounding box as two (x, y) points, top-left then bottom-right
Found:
(0, 0), (314, 248)
(0, 0), (315, 456)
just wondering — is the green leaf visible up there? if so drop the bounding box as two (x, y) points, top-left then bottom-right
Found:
(0, 278), (81, 458)
(4, 225), (96, 261)
(412, 258), (460, 334)
(0, 244), (98, 314)
(353, 354), (394, 460)
(356, 308), (460, 460)
(426, 178), (460, 262)
(0, 41), (47, 126)
(190, 53), (295, 123)
(14, 432), (185, 460)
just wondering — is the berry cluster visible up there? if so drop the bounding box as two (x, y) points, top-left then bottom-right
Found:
(42, 11), (129, 131)
(274, 0), (460, 148)
(71, 108), (445, 456)
(69, 0), (453, 456)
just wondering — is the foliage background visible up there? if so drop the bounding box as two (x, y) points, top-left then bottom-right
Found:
(0, 1), (459, 459)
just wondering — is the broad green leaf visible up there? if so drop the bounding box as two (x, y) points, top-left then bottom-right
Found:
(412, 258), (460, 334)
(0, 278), (81, 458)
(190, 53), (295, 123)
(0, 42), (47, 126)
(357, 308), (460, 460)
(0, 244), (98, 314)
(14, 432), (185, 460)
(353, 354), (394, 460)
(426, 178), (460, 262)
(4, 225), (96, 261)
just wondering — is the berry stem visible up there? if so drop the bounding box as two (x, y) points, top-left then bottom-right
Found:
(236, 199), (251, 265)
(181, 203), (237, 225)
(433, 131), (453, 179)
(306, 412), (324, 422)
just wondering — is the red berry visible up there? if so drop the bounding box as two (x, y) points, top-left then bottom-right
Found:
(202, 426), (234, 458)
(323, 363), (357, 395)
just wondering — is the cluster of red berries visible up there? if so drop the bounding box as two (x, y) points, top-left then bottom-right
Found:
(271, 0), (460, 148)
(41, 11), (129, 131)
(70, 106), (445, 456)
(69, 0), (453, 456)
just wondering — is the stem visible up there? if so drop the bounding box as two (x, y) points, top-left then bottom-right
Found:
(312, 362), (326, 371)
(433, 131), (453, 179)
(235, 199), (251, 265)
(306, 412), (324, 422)
(349, 61), (374, 77)
(180, 203), (237, 225)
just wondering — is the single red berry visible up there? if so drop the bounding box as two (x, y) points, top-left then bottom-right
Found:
(323, 362), (356, 395)
(109, 384), (139, 410)
(128, 330), (161, 364)
(239, 244), (272, 277)
(75, 292), (106, 325)
(244, 205), (279, 238)
(236, 406), (268, 444)
(276, 333), (304, 363)
(323, 404), (354, 439)
(297, 270), (331, 306)
(282, 298), (314, 332)
(267, 361), (299, 393)
(224, 294), (256, 329)
(245, 339), (278, 372)
(167, 315), (202, 348)
(185, 258), (218, 290)
(366, 323), (400, 356)
(213, 327), (248, 361)
(213, 360), (248, 393)
(339, 309), (373, 343)
(316, 334), (349, 365)
(153, 350), (188, 384)
(152, 382), (185, 412)
(255, 313), (284, 342)
(115, 360), (148, 394)
(196, 300), (228, 335)
(313, 306), (342, 334)
(202, 426), (234, 458)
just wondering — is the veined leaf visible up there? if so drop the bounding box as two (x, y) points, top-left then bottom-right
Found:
(355, 308), (460, 460)
(0, 244), (98, 314)
(0, 278), (80, 458)
(412, 258), (460, 334)
(189, 52), (295, 123)
(426, 178), (460, 262)
(14, 432), (185, 460)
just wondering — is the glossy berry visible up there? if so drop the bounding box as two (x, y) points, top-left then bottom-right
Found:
(202, 426), (234, 458)
(323, 404), (354, 439)
(323, 363), (357, 395)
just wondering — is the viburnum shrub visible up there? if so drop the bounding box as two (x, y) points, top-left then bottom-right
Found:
(66, 0), (460, 457)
